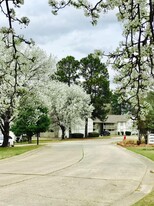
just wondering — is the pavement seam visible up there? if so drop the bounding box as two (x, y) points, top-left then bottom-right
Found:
(49, 174), (141, 182)
(0, 176), (35, 188)
(46, 145), (85, 176)
(0, 145), (85, 178)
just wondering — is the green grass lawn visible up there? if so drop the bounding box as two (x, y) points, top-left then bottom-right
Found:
(132, 190), (154, 206)
(127, 146), (154, 161)
(127, 146), (154, 206)
(0, 145), (41, 160)
(15, 138), (59, 145)
(32, 139), (59, 143)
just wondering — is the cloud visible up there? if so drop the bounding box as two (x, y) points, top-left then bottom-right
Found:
(2, 0), (123, 89)
(15, 1), (123, 58)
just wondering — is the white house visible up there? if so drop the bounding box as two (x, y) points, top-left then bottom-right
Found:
(94, 115), (136, 135)
(57, 115), (137, 138)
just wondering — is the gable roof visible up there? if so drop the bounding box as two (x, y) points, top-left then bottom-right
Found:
(94, 115), (129, 124)
(104, 115), (128, 123)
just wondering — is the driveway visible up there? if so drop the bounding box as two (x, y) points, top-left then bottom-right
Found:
(0, 138), (154, 206)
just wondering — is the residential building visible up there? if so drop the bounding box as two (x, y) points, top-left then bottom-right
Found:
(93, 115), (136, 135)
(56, 115), (137, 138)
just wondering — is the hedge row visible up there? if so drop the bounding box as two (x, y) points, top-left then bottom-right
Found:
(70, 132), (99, 138)
(70, 133), (84, 138)
(88, 132), (99, 137)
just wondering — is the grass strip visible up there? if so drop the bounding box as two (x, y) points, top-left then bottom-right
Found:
(127, 146), (154, 161)
(132, 190), (154, 206)
(0, 145), (41, 160)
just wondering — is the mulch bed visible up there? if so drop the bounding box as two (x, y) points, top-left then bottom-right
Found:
(117, 141), (154, 148)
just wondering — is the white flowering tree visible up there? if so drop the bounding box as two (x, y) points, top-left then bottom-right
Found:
(0, 0), (37, 147)
(40, 81), (93, 139)
(0, 41), (54, 147)
(109, 0), (154, 141)
(49, 0), (154, 142)
(0, 0), (32, 47)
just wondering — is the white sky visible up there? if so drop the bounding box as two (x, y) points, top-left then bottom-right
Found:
(2, 0), (124, 88)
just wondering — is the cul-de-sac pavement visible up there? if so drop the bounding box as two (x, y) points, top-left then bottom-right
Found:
(0, 138), (154, 206)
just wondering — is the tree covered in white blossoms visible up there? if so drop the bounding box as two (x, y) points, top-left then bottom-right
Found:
(49, 0), (154, 141)
(0, 0), (38, 147)
(109, 0), (154, 141)
(0, 40), (54, 147)
(39, 81), (93, 139)
(0, 0), (32, 48)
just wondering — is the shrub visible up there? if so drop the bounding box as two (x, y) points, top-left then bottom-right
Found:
(70, 133), (84, 138)
(88, 132), (99, 137)
(125, 131), (131, 136)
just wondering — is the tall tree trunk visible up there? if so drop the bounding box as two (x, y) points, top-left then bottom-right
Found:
(36, 132), (40, 145)
(60, 125), (66, 140)
(28, 134), (33, 143)
(1, 109), (12, 147)
(69, 126), (71, 138)
(1, 120), (10, 147)
(85, 118), (88, 138)
(137, 118), (142, 145)
(139, 130), (142, 141)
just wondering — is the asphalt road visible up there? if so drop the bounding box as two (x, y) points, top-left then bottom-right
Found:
(0, 138), (154, 206)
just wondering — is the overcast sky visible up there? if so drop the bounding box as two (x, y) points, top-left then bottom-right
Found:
(5, 0), (124, 88)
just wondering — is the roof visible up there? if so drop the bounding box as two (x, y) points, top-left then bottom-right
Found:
(104, 115), (128, 123)
(94, 118), (103, 123)
(93, 115), (128, 124)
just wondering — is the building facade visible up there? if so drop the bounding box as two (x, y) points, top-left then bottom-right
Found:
(93, 115), (136, 135)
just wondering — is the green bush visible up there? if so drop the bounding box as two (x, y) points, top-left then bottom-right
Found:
(70, 133), (84, 138)
(88, 132), (99, 137)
